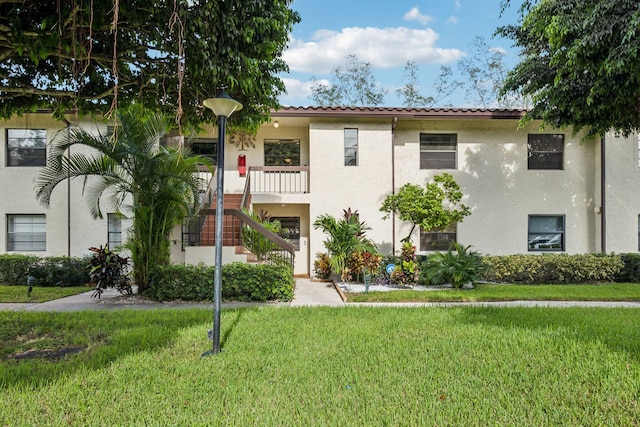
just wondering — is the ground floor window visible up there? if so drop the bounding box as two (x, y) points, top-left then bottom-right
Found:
(7, 214), (46, 251)
(108, 213), (122, 248)
(420, 223), (456, 251)
(273, 216), (300, 250)
(528, 215), (565, 251)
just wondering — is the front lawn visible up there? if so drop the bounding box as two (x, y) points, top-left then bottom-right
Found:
(347, 282), (640, 302)
(1, 306), (639, 425)
(0, 285), (90, 303)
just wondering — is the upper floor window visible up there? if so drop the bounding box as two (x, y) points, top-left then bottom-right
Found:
(420, 223), (457, 251)
(7, 214), (46, 251)
(528, 134), (564, 170)
(7, 129), (46, 166)
(420, 133), (457, 169)
(108, 213), (122, 249)
(264, 139), (300, 166)
(528, 215), (565, 251)
(344, 128), (358, 166)
(189, 138), (218, 165)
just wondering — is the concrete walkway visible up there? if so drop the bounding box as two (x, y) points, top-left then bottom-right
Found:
(2, 278), (640, 311)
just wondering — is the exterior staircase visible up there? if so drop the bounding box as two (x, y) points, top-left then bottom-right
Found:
(199, 194), (243, 246)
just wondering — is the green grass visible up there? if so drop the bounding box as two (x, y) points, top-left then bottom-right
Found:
(0, 285), (90, 303)
(1, 306), (639, 425)
(348, 282), (640, 302)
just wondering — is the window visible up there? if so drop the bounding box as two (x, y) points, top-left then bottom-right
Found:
(528, 215), (565, 251)
(108, 213), (122, 248)
(7, 129), (46, 166)
(264, 139), (300, 166)
(344, 129), (358, 166)
(189, 138), (218, 165)
(273, 217), (300, 250)
(7, 215), (46, 251)
(528, 134), (564, 170)
(420, 134), (457, 169)
(420, 223), (457, 251)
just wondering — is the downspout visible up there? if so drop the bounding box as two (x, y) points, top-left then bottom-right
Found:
(600, 135), (606, 253)
(61, 116), (72, 257)
(391, 116), (397, 255)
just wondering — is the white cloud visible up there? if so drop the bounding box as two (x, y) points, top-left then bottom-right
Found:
(403, 7), (434, 25)
(447, 15), (459, 25)
(279, 78), (319, 104)
(454, 0), (462, 11)
(283, 27), (465, 74)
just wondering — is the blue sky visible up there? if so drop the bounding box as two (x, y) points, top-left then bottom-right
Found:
(279, 0), (522, 107)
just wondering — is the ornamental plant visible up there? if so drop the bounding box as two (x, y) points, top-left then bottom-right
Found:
(391, 241), (419, 287)
(424, 242), (486, 288)
(87, 245), (132, 298)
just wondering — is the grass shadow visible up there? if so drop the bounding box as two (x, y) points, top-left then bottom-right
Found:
(456, 306), (640, 361)
(0, 308), (217, 390)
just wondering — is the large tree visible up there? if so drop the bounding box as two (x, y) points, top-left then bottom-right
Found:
(310, 55), (387, 107)
(35, 105), (211, 292)
(458, 36), (528, 109)
(499, 0), (640, 136)
(0, 0), (299, 129)
(396, 61), (462, 108)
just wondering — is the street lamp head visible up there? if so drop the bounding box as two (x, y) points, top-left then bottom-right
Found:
(203, 91), (243, 118)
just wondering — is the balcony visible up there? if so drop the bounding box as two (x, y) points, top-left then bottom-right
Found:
(247, 166), (310, 194)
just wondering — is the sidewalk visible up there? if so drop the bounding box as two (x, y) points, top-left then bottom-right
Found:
(1, 278), (640, 311)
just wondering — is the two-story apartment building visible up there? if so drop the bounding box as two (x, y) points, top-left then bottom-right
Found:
(2, 107), (639, 277)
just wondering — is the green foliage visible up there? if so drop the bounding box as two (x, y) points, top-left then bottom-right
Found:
(313, 208), (378, 281)
(616, 253), (640, 283)
(381, 173), (471, 242)
(35, 106), (211, 292)
(310, 55), (387, 107)
(0, 254), (88, 286)
(480, 253), (624, 284)
(313, 253), (332, 280)
(87, 246), (132, 297)
(390, 241), (420, 286)
(144, 262), (294, 302)
(423, 242), (487, 288)
(499, 0), (640, 136)
(0, 0), (300, 130)
(345, 250), (383, 283)
(241, 209), (282, 261)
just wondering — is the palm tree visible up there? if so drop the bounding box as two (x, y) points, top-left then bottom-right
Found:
(35, 105), (212, 292)
(313, 209), (377, 281)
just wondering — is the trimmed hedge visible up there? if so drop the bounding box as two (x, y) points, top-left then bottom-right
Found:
(144, 262), (294, 302)
(0, 254), (89, 287)
(480, 253), (624, 284)
(616, 253), (640, 283)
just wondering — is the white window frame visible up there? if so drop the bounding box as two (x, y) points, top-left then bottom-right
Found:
(108, 213), (123, 248)
(420, 133), (457, 169)
(7, 214), (46, 251)
(344, 128), (358, 166)
(528, 215), (565, 252)
(6, 129), (47, 167)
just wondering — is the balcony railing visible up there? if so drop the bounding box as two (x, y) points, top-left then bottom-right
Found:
(247, 166), (309, 194)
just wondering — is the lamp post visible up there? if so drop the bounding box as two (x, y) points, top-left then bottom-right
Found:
(202, 91), (242, 356)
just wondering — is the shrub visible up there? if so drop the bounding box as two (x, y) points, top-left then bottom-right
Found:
(0, 254), (88, 286)
(144, 262), (294, 302)
(87, 246), (132, 297)
(391, 241), (419, 287)
(345, 250), (382, 283)
(616, 253), (640, 283)
(313, 253), (332, 280)
(423, 242), (487, 288)
(480, 253), (623, 284)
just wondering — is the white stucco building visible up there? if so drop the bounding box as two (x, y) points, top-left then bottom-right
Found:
(1, 107), (639, 277)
